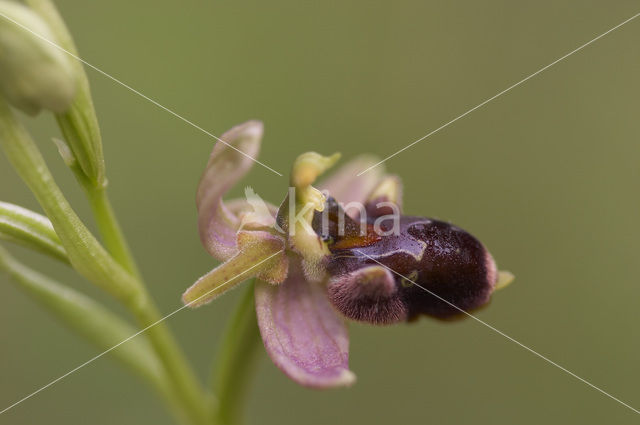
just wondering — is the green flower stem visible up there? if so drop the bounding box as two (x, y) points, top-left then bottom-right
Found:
(0, 245), (184, 419)
(0, 100), (140, 302)
(211, 282), (262, 425)
(0, 101), (209, 425)
(133, 300), (211, 425)
(3, 2), (216, 422)
(83, 184), (141, 279)
(27, 0), (139, 278)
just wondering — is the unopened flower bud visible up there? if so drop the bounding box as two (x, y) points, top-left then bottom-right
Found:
(0, 1), (76, 115)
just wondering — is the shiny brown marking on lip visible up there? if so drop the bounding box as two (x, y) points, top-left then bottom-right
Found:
(329, 224), (381, 250)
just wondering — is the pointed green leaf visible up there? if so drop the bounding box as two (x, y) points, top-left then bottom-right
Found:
(0, 244), (168, 393)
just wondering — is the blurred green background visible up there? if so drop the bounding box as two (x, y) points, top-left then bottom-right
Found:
(1, 0), (639, 423)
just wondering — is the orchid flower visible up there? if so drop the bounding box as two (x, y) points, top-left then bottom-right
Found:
(182, 120), (513, 389)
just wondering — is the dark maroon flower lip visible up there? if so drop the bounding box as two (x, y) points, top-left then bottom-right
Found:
(316, 200), (500, 324)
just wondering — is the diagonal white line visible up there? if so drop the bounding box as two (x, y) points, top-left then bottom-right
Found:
(357, 11), (640, 176)
(355, 250), (640, 415)
(0, 11), (283, 177)
(0, 250), (283, 415)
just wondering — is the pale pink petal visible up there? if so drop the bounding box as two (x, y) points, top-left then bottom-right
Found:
(318, 155), (385, 205)
(255, 258), (356, 389)
(196, 121), (264, 260)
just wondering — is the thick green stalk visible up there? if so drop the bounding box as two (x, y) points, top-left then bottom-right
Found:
(211, 282), (262, 425)
(0, 101), (209, 425)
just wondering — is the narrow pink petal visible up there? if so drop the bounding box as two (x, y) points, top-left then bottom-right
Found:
(196, 121), (263, 260)
(318, 155), (385, 205)
(255, 259), (356, 389)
